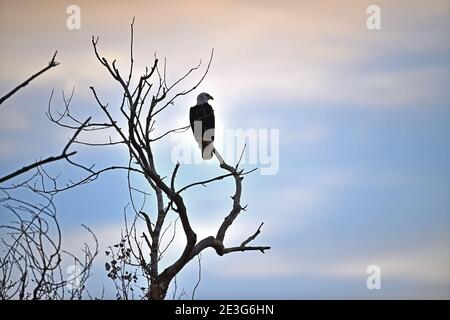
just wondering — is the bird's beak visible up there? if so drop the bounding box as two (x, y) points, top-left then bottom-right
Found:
(209, 96), (214, 100)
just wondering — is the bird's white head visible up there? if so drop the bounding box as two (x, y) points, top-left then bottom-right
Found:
(197, 92), (214, 105)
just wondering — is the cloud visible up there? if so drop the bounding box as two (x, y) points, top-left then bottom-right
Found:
(62, 222), (123, 255)
(217, 243), (450, 287)
(0, 140), (16, 158)
(2, 0), (448, 111)
(323, 244), (450, 285)
(0, 109), (30, 132)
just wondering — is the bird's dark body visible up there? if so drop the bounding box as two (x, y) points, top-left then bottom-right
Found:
(190, 103), (215, 159)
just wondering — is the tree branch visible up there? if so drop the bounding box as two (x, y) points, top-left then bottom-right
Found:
(0, 117), (90, 184)
(0, 51), (59, 106)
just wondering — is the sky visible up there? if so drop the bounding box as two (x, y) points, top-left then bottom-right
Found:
(0, 0), (449, 299)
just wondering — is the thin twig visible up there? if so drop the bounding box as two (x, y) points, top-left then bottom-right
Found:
(0, 51), (59, 105)
(192, 253), (201, 300)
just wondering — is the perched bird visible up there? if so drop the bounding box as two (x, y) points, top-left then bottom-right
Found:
(190, 92), (215, 159)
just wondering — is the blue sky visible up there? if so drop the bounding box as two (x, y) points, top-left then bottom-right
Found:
(0, 0), (449, 299)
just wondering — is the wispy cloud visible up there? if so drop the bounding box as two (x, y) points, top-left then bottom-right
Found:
(217, 243), (450, 288)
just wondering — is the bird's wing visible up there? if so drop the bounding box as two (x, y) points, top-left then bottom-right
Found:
(189, 106), (195, 132)
(203, 104), (215, 141)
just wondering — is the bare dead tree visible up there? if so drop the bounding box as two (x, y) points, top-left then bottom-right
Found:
(0, 186), (98, 301)
(0, 169), (98, 300)
(0, 53), (98, 300)
(44, 19), (270, 300)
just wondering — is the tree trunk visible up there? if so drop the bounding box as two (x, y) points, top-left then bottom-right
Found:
(149, 280), (169, 300)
